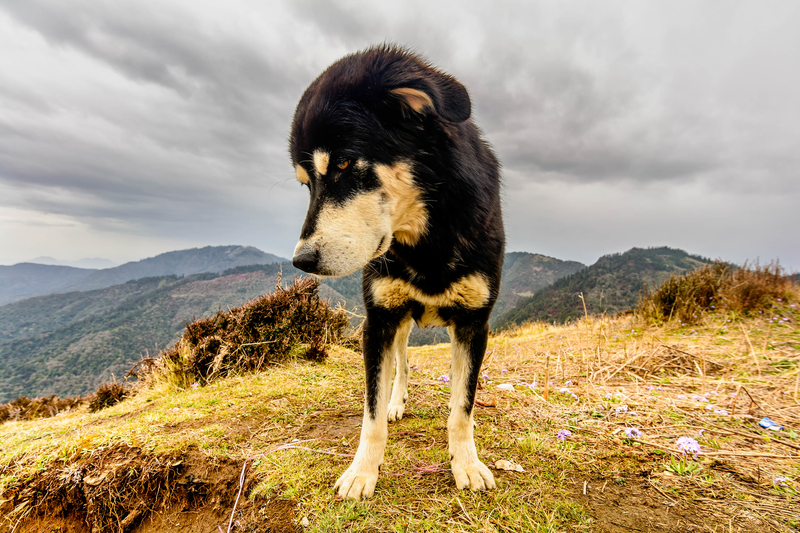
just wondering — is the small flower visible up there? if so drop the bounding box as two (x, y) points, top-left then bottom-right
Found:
(437, 375), (450, 383)
(190, 382), (200, 390)
(676, 436), (701, 458)
(714, 409), (729, 416)
(615, 405), (629, 414)
(624, 427), (641, 439)
(559, 387), (570, 394)
(501, 369), (508, 374)
(698, 429), (706, 436)
(411, 365), (419, 370)
(565, 380), (573, 386)
(774, 476), (792, 489)
(677, 394), (688, 400)
(556, 429), (572, 441)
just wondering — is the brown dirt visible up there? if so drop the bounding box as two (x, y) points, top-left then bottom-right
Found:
(571, 477), (767, 532)
(0, 444), (300, 533)
(300, 409), (362, 441)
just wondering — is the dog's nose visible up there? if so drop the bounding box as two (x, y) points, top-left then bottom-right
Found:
(293, 247), (320, 273)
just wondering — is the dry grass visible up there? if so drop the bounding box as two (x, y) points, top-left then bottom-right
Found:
(638, 260), (796, 325)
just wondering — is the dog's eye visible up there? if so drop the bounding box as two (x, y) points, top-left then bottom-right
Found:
(336, 159), (350, 170)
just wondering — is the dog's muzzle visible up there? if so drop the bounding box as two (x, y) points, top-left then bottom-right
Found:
(292, 243), (321, 274)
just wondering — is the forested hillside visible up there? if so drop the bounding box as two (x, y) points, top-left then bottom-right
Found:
(495, 247), (708, 328)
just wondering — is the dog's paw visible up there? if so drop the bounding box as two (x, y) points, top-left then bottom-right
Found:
(451, 459), (496, 491)
(334, 465), (379, 500)
(387, 402), (405, 422)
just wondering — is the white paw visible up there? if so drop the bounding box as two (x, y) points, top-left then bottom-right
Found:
(451, 459), (496, 491)
(387, 402), (405, 422)
(333, 464), (379, 500)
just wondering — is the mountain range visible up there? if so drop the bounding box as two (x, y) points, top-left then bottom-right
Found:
(0, 245), (709, 401)
(0, 245), (284, 305)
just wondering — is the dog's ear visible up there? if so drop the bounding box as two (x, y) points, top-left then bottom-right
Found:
(388, 72), (471, 123)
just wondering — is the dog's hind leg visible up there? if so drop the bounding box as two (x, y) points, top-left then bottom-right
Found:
(334, 311), (407, 500)
(387, 317), (413, 422)
(446, 322), (496, 491)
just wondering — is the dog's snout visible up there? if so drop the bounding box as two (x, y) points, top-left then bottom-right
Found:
(293, 246), (320, 274)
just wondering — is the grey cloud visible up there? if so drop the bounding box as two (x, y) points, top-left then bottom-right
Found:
(0, 0), (798, 269)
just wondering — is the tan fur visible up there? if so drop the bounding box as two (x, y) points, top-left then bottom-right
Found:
(447, 326), (496, 491)
(417, 306), (447, 328)
(390, 87), (434, 114)
(295, 190), (392, 276)
(374, 162), (428, 246)
(295, 164), (310, 184)
(313, 149), (330, 176)
(370, 273), (490, 310)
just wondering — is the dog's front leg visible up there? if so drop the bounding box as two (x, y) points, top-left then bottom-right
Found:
(447, 322), (496, 491)
(387, 317), (413, 422)
(334, 312), (401, 500)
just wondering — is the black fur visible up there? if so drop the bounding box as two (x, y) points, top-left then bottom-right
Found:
(289, 45), (504, 496)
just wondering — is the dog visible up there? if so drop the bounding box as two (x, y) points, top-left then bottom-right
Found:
(289, 45), (505, 500)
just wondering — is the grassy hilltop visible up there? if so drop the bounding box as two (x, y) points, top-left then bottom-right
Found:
(0, 263), (798, 532)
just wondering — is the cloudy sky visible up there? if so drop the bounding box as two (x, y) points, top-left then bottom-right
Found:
(1, 0), (798, 270)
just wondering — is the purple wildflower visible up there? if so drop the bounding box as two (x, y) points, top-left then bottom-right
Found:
(190, 382), (200, 390)
(437, 375), (450, 383)
(774, 476), (792, 489)
(624, 427), (641, 439)
(676, 436), (701, 458)
(556, 429), (572, 441)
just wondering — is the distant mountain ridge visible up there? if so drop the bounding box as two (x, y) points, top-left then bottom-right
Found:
(0, 246), (286, 305)
(0, 263), (96, 306)
(495, 247), (708, 328)
(29, 256), (117, 269)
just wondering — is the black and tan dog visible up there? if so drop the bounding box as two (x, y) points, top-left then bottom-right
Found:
(289, 45), (504, 500)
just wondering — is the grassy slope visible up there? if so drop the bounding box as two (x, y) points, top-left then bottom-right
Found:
(1, 305), (798, 532)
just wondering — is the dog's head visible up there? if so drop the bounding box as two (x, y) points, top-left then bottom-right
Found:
(289, 46), (471, 277)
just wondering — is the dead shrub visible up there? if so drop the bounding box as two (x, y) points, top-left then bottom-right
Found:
(638, 260), (797, 325)
(88, 381), (129, 413)
(0, 394), (84, 423)
(150, 276), (349, 388)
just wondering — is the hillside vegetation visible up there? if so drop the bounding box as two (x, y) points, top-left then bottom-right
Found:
(495, 247), (707, 329)
(0, 265), (797, 532)
(0, 263), (96, 306)
(0, 264), (298, 402)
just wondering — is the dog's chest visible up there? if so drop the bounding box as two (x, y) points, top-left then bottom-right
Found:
(369, 273), (490, 326)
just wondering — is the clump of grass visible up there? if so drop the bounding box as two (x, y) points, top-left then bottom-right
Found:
(149, 276), (349, 389)
(0, 394), (84, 423)
(88, 381), (129, 413)
(638, 261), (797, 324)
